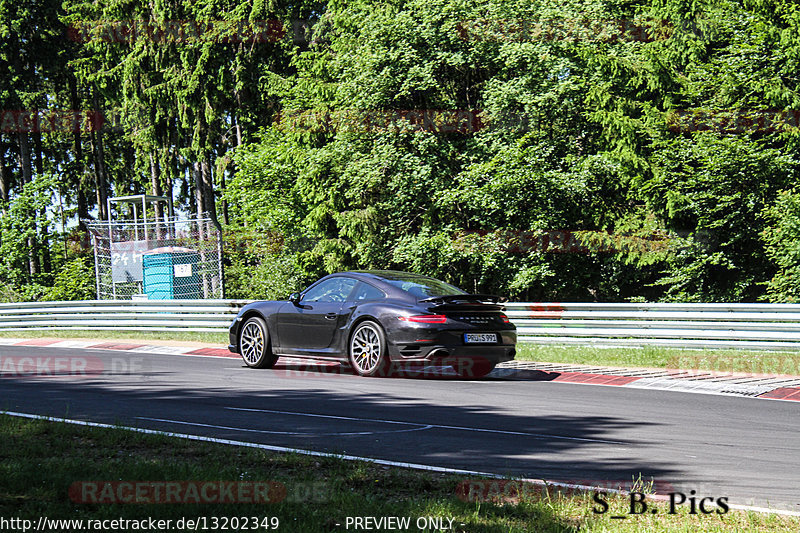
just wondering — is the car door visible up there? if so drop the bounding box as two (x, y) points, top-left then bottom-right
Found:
(276, 276), (358, 355)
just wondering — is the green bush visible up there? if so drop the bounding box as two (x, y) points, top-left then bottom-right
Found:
(762, 190), (800, 302)
(43, 257), (96, 301)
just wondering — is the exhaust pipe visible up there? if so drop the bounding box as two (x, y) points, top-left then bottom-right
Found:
(428, 348), (450, 359)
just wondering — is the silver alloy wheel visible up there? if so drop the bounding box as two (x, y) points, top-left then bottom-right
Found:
(241, 320), (265, 365)
(350, 323), (382, 375)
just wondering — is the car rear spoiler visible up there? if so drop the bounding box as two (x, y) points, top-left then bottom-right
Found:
(418, 294), (507, 305)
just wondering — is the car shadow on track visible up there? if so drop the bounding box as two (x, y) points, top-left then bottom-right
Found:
(269, 358), (561, 381)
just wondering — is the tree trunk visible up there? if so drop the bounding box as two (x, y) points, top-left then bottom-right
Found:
(91, 91), (108, 220)
(234, 102), (243, 147)
(17, 132), (39, 277)
(10, 44), (36, 278)
(27, 233), (40, 278)
(40, 220), (52, 273)
(76, 176), (89, 228)
(165, 147), (175, 219)
(70, 75), (89, 228)
(0, 153), (9, 207)
(32, 130), (50, 274)
(17, 132), (33, 184)
(149, 152), (163, 220)
(224, 113), (243, 226)
(201, 157), (216, 223)
(194, 160), (203, 217)
(220, 164), (229, 225)
(33, 130), (44, 175)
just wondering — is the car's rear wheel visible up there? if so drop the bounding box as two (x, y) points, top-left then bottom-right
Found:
(348, 320), (389, 377)
(240, 316), (279, 369)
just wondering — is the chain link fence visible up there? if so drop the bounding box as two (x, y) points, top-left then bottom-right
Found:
(87, 215), (223, 300)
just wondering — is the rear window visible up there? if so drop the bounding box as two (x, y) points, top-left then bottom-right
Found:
(376, 272), (467, 299)
(351, 281), (386, 301)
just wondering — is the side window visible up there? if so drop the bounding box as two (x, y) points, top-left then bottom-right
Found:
(302, 277), (357, 302)
(350, 281), (386, 302)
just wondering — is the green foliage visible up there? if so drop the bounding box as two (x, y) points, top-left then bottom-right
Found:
(43, 257), (96, 301)
(223, 225), (304, 300)
(762, 190), (800, 302)
(0, 175), (56, 288)
(0, 175), (96, 302)
(644, 134), (798, 301)
(5, 0), (800, 302)
(226, 129), (307, 235)
(225, 247), (303, 300)
(224, 0), (675, 299)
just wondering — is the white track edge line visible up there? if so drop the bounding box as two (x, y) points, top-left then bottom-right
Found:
(3, 410), (799, 517)
(225, 406), (627, 444)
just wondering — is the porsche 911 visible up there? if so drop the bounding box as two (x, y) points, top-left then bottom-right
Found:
(228, 270), (516, 378)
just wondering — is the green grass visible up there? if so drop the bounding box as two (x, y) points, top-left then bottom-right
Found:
(0, 414), (796, 532)
(515, 344), (800, 375)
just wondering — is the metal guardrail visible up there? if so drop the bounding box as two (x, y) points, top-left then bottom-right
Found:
(2, 300), (800, 350)
(505, 302), (800, 350)
(0, 300), (249, 333)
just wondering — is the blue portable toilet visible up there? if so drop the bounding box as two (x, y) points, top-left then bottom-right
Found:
(142, 247), (201, 299)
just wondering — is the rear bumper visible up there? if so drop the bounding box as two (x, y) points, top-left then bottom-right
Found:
(388, 345), (516, 365)
(386, 328), (517, 365)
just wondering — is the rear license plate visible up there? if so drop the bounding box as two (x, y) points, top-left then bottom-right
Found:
(464, 333), (498, 344)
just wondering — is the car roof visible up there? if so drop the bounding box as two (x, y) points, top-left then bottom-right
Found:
(320, 270), (409, 299)
(348, 270), (436, 280)
(322, 270), (461, 300)
(341, 270), (445, 285)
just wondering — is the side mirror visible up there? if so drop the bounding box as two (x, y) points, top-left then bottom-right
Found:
(289, 292), (302, 304)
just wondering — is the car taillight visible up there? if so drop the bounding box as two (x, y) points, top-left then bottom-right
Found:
(500, 314), (511, 323)
(399, 314), (447, 324)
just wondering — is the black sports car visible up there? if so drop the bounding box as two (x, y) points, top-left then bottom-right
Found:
(228, 270), (516, 378)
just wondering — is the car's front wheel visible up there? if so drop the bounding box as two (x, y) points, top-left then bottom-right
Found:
(348, 320), (389, 377)
(240, 316), (279, 369)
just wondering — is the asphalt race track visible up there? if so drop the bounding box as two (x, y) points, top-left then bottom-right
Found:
(1, 345), (798, 512)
